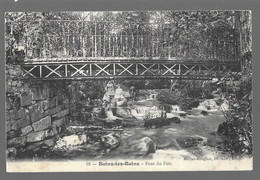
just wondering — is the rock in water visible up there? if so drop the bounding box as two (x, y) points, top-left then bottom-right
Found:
(144, 118), (164, 128)
(101, 133), (120, 151)
(125, 137), (156, 156)
(169, 117), (181, 124)
(54, 134), (87, 150)
(136, 137), (156, 155)
(201, 111), (209, 116)
(179, 113), (186, 117)
(144, 117), (181, 128)
(176, 136), (207, 148)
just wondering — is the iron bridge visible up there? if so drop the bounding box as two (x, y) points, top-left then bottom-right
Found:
(22, 58), (240, 80)
(5, 18), (241, 80)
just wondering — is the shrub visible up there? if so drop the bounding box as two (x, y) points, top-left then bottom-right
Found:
(217, 70), (252, 157)
(157, 90), (180, 105)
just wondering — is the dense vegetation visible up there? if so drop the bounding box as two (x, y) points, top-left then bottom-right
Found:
(157, 80), (214, 111)
(6, 11), (242, 63)
(217, 53), (252, 157)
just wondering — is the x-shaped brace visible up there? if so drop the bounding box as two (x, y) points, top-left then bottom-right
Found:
(23, 66), (37, 78)
(95, 64), (111, 76)
(162, 64), (177, 75)
(202, 65), (217, 71)
(183, 64), (197, 75)
(44, 65), (62, 77)
(118, 64), (133, 75)
(140, 64), (156, 75)
(70, 64), (88, 76)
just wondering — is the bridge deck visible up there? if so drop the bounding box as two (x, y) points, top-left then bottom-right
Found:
(21, 58), (240, 81)
(23, 57), (237, 64)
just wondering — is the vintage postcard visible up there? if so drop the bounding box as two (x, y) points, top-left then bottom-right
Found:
(5, 11), (252, 172)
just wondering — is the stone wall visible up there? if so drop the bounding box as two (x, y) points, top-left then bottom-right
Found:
(6, 64), (70, 159)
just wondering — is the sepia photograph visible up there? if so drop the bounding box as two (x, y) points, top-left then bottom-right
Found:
(5, 10), (252, 172)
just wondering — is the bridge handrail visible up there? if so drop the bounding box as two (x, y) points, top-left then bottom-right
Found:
(6, 19), (239, 62)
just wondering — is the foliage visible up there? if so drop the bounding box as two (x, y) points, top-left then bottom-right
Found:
(157, 89), (180, 105)
(217, 60), (252, 157)
(118, 79), (171, 90)
(5, 12), (81, 63)
(5, 11), (243, 63)
(180, 80), (215, 99)
(157, 89), (200, 111)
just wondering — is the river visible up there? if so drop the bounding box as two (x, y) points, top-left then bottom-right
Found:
(47, 90), (231, 161)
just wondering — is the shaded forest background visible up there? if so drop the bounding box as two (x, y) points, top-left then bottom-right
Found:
(5, 11), (251, 63)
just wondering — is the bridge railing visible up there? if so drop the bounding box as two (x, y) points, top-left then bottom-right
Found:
(5, 19), (239, 61)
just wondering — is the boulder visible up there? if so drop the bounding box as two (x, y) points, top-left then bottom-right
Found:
(176, 136), (207, 148)
(122, 118), (140, 127)
(154, 133), (181, 150)
(98, 119), (122, 128)
(144, 117), (181, 128)
(101, 133), (120, 150)
(124, 137), (156, 156)
(201, 111), (209, 116)
(179, 113), (187, 117)
(53, 134), (87, 150)
(144, 118), (164, 128)
(168, 117), (181, 124)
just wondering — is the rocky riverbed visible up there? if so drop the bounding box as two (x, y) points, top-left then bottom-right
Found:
(38, 89), (231, 161)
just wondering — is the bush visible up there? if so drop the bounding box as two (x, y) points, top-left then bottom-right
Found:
(179, 98), (200, 111)
(217, 69), (252, 157)
(157, 90), (200, 111)
(157, 90), (180, 105)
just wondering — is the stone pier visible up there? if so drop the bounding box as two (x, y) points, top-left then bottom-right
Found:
(6, 64), (70, 158)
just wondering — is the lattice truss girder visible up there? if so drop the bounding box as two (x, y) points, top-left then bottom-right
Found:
(21, 61), (240, 79)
